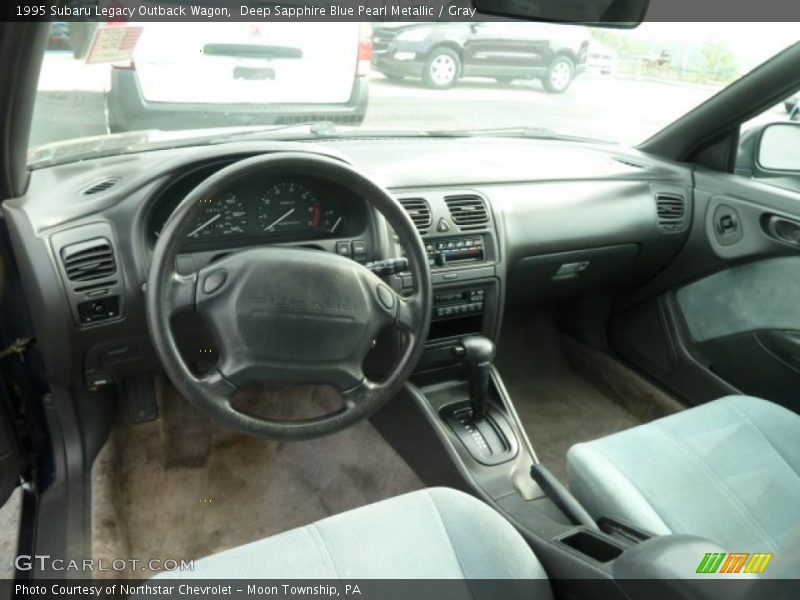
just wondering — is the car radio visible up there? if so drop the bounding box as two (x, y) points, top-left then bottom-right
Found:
(432, 288), (485, 320)
(425, 235), (484, 267)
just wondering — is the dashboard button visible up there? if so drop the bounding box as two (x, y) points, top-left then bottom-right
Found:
(203, 270), (227, 294)
(336, 241), (352, 257)
(352, 240), (367, 258)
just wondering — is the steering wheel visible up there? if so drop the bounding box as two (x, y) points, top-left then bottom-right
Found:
(146, 153), (432, 440)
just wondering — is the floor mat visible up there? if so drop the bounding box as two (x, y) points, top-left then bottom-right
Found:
(92, 379), (423, 579)
(496, 309), (680, 483)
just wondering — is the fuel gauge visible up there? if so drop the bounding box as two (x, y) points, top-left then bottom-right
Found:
(322, 207), (344, 234)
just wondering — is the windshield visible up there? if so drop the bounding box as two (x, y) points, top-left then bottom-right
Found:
(29, 21), (799, 166)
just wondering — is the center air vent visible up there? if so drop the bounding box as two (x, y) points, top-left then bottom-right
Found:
(655, 193), (687, 232)
(399, 198), (432, 234)
(61, 238), (116, 282)
(445, 195), (489, 231)
(83, 177), (121, 195)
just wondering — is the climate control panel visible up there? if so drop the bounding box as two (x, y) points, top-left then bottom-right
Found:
(425, 236), (484, 267)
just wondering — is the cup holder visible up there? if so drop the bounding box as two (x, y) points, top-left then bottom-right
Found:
(559, 530), (624, 563)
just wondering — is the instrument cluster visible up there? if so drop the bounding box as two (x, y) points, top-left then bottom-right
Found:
(150, 173), (368, 249)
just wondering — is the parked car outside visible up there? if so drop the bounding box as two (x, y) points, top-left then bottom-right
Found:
(372, 22), (589, 92)
(586, 40), (618, 76)
(106, 23), (371, 133)
(47, 22), (71, 51)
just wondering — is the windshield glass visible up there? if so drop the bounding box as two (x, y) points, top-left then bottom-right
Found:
(29, 21), (799, 166)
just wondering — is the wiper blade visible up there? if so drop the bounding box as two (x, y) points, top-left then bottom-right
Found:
(427, 126), (556, 137)
(426, 126), (610, 143)
(207, 122), (451, 144)
(26, 124), (440, 168)
(208, 121), (341, 144)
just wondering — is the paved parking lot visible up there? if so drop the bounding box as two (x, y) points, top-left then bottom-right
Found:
(29, 52), (786, 152)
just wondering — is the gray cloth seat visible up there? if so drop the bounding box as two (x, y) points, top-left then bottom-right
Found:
(567, 395), (800, 552)
(155, 487), (549, 584)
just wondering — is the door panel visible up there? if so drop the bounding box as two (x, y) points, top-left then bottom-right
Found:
(698, 331), (800, 411)
(676, 256), (800, 341)
(613, 168), (800, 412)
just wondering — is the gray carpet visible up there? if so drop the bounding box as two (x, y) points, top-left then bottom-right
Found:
(496, 309), (681, 483)
(92, 378), (423, 579)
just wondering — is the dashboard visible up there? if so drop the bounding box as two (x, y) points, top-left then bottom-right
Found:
(147, 164), (369, 251)
(4, 137), (693, 390)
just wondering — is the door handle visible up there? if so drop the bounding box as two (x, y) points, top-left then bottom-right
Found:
(766, 215), (800, 246)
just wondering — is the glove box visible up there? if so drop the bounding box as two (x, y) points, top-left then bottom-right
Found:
(507, 243), (640, 303)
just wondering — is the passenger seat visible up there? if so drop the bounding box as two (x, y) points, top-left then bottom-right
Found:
(567, 395), (800, 553)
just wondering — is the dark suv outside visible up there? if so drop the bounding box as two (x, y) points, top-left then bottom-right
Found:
(372, 22), (589, 92)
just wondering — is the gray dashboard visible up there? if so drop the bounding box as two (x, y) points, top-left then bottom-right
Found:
(3, 137), (692, 388)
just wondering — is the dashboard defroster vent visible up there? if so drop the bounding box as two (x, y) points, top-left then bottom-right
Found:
(444, 195), (489, 231)
(61, 238), (117, 282)
(398, 198), (432, 234)
(655, 193), (687, 232)
(83, 177), (121, 195)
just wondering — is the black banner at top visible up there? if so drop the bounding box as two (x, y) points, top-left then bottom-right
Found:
(5, 0), (800, 23)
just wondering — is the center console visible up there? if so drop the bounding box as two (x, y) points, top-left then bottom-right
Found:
(375, 337), (731, 597)
(386, 189), (504, 375)
(374, 189), (737, 598)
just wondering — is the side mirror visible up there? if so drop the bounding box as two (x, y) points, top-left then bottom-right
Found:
(757, 122), (800, 172)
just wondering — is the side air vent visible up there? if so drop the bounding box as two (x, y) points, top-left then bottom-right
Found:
(398, 198), (432, 234)
(83, 177), (121, 195)
(445, 195), (489, 231)
(60, 238), (116, 282)
(655, 193), (687, 232)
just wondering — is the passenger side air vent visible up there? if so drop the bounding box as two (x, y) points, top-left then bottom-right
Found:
(444, 195), (489, 231)
(655, 193), (687, 232)
(60, 238), (116, 282)
(83, 177), (121, 195)
(399, 198), (432, 234)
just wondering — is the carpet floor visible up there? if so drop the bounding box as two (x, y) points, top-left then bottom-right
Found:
(91, 379), (423, 579)
(495, 308), (682, 483)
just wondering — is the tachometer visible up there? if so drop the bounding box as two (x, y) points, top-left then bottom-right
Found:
(257, 182), (319, 234)
(186, 193), (247, 240)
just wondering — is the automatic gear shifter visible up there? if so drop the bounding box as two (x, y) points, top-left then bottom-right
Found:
(441, 336), (517, 466)
(460, 336), (495, 421)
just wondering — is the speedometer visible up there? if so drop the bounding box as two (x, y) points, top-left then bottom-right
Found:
(186, 193), (247, 240)
(257, 182), (319, 234)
